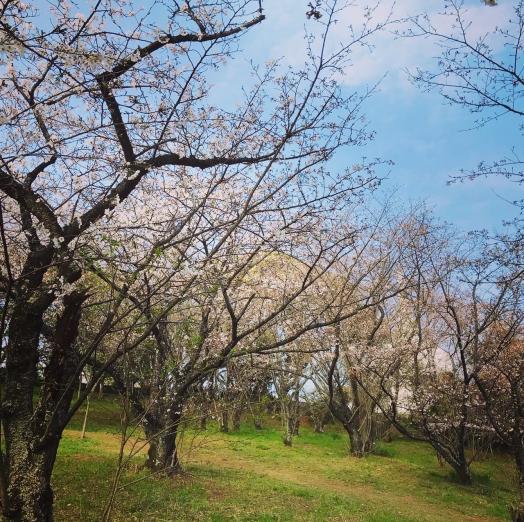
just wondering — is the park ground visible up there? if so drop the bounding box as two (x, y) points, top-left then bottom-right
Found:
(54, 396), (516, 521)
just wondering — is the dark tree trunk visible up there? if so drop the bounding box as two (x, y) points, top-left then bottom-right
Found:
(253, 417), (263, 430)
(455, 397), (472, 485)
(3, 301), (44, 517)
(448, 427), (472, 485)
(455, 462), (472, 485)
(145, 413), (182, 476)
(330, 401), (367, 457)
(428, 439), (471, 485)
(343, 423), (364, 458)
(199, 415), (207, 431)
(510, 429), (524, 521)
(219, 411), (229, 433)
(4, 449), (53, 522)
(3, 288), (85, 521)
(348, 376), (367, 457)
(3, 435), (60, 522)
(454, 446), (472, 485)
(232, 408), (241, 431)
(329, 363), (374, 458)
(512, 454), (524, 521)
(146, 432), (181, 475)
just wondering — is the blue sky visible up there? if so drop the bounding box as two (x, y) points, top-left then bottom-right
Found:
(229, 0), (522, 234)
(34, 0), (520, 232)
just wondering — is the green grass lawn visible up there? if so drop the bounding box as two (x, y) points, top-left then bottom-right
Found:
(53, 397), (516, 521)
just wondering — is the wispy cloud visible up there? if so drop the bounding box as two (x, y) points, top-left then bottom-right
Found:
(248, 0), (514, 92)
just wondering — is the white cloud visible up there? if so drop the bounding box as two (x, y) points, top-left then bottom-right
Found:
(248, 0), (514, 92)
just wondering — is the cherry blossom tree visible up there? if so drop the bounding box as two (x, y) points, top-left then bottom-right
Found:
(307, 210), (426, 457)
(471, 237), (524, 520)
(359, 223), (522, 484)
(0, 0), (397, 517)
(324, 310), (389, 457)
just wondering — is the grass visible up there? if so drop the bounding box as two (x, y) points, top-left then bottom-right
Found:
(52, 396), (516, 521)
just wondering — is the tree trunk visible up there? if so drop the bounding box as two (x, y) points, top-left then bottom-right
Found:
(199, 415), (207, 431)
(3, 287), (85, 521)
(283, 425), (293, 446)
(281, 390), (300, 443)
(97, 381), (104, 399)
(145, 413), (182, 475)
(292, 417), (300, 436)
(146, 432), (181, 475)
(80, 395), (90, 439)
(348, 376), (367, 457)
(3, 435), (58, 522)
(448, 431), (472, 485)
(513, 479), (524, 521)
(429, 440), (471, 485)
(344, 423), (365, 458)
(3, 300), (43, 519)
(219, 411), (229, 433)
(282, 410), (296, 446)
(455, 463), (472, 485)
(313, 418), (324, 433)
(512, 445), (524, 521)
(232, 408), (241, 431)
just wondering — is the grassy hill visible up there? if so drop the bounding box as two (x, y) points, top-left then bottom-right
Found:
(54, 396), (516, 521)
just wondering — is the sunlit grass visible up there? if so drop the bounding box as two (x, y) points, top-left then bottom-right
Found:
(53, 396), (516, 521)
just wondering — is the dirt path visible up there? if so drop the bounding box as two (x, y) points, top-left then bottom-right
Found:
(196, 452), (496, 522)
